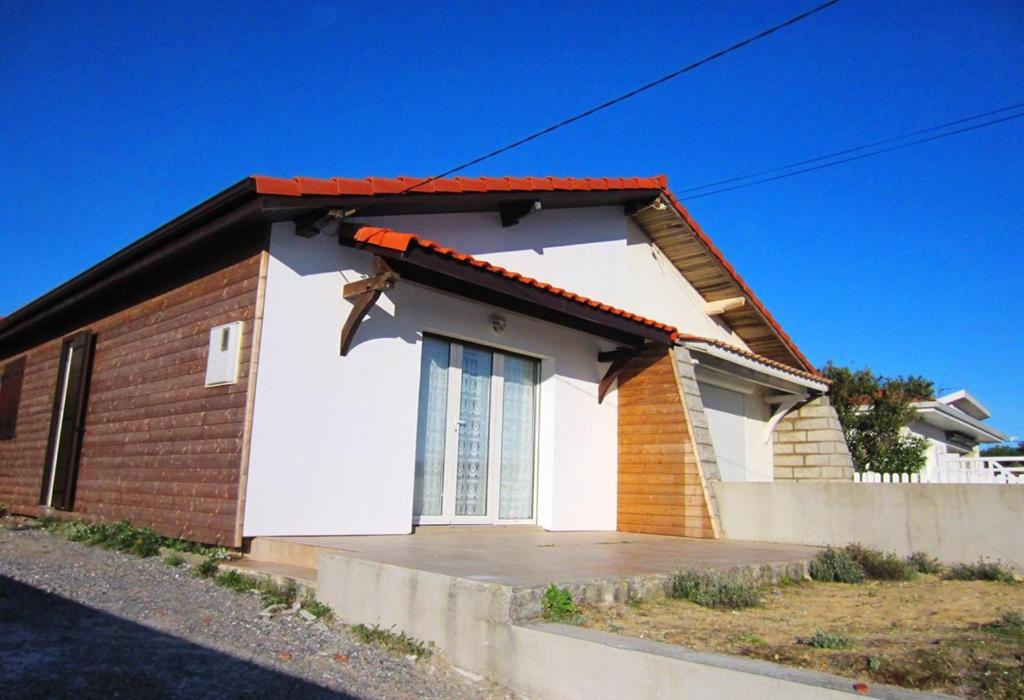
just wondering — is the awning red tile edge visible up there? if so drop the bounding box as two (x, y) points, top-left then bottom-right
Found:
(351, 226), (680, 339)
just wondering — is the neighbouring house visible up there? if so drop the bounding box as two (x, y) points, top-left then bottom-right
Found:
(907, 389), (1009, 468)
(0, 174), (853, 546)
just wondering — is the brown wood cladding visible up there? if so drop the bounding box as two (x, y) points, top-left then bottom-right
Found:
(617, 348), (714, 538)
(0, 244), (263, 546)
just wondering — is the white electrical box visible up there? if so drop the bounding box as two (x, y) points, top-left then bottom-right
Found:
(205, 321), (243, 387)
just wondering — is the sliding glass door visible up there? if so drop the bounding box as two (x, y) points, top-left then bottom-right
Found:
(413, 336), (538, 525)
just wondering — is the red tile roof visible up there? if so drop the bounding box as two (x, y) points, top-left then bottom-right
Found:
(351, 226), (680, 338)
(676, 334), (827, 383)
(252, 175), (668, 197)
(252, 173), (813, 373)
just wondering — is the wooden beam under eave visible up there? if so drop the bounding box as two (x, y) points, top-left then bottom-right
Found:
(339, 289), (381, 356)
(705, 296), (746, 315)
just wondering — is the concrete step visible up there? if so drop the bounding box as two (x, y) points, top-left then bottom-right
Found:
(219, 557), (319, 593)
(247, 537), (326, 570)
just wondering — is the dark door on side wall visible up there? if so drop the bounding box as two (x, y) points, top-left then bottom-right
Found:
(40, 330), (94, 510)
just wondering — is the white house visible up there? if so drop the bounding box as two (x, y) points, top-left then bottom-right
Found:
(0, 174), (850, 546)
(908, 389), (1009, 469)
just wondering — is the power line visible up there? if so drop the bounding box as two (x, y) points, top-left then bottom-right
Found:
(347, 0), (843, 216)
(681, 101), (1024, 193)
(677, 110), (1024, 201)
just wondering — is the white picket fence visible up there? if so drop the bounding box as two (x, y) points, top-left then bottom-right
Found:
(853, 456), (1024, 484)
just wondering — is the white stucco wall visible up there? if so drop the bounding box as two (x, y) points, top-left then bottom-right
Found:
(361, 208), (746, 348)
(243, 222), (619, 537)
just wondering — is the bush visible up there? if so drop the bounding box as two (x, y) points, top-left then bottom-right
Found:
(541, 584), (582, 623)
(809, 548), (865, 583)
(906, 551), (945, 575)
(801, 630), (854, 650)
(944, 559), (1017, 583)
(844, 544), (916, 581)
(670, 570), (762, 609)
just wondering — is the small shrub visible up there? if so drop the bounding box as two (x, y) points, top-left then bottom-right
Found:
(944, 559), (1017, 583)
(214, 569), (253, 593)
(351, 623), (432, 658)
(541, 584), (582, 623)
(801, 630), (854, 650)
(193, 558), (219, 578)
(36, 515), (61, 531)
(809, 548), (865, 583)
(163, 553), (186, 567)
(982, 612), (1024, 642)
(906, 551), (945, 575)
(670, 570), (761, 609)
(844, 543), (916, 581)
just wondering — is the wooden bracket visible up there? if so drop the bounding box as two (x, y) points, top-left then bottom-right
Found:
(597, 345), (644, 404)
(339, 257), (398, 356)
(500, 200), (541, 227)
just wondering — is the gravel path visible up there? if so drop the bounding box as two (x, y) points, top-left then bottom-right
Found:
(0, 520), (514, 700)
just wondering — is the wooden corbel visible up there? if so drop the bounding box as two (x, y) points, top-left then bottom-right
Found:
(339, 257), (398, 356)
(597, 346), (642, 404)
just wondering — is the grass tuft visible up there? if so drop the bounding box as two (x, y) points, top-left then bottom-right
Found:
(163, 553), (186, 567)
(809, 548), (865, 583)
(982, 612), (1024, 642)
(801, 629), (855, 650)
(351, 623), (432, 658)
(670, 570), (761, 609)
(193, 558), (219, 578)
(944, 559), (1017, 583)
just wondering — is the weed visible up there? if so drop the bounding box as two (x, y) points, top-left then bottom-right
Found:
(944, 559), (1017, 583)
(844, 544), (917, 581)
(808, 548), (865, 583)
(36, 515), (61, 531)
(801, 630), (854, 650)
(193, 558), (219, 579)
(982, 612), (1024, 642)
(351, 623), (432, 658)
(627, 598), (645, 609)
(302, 593), (332, 620)
(0, 503), (8, 518)
(541, 584), (582, 623)
(163, 553), (186, 567)
(872, 647), (961, 690)
(735, 633), (768, 647)
(210, 568), (300, 607)
(906, 551), (945, 575)
(214, 569), (254, 593)
(670, 570), (761, 609)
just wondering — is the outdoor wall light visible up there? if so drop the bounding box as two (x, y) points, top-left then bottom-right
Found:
(490, 314), (507, 334)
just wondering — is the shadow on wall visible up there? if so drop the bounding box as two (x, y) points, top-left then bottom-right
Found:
(0, 575), (354, 699)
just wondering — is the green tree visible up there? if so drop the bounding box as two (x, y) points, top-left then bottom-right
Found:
(821, 362), (933, 474)
(981, 441), (1024, 457)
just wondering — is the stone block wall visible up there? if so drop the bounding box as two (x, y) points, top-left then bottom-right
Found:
(773, 396), (854, 480)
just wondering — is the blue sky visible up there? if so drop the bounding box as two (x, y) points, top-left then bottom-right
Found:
(1, 0), (1021, 437)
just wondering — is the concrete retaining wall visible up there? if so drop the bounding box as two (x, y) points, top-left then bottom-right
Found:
(711, 481), (1024, 570)
(317, 552), (932, 699)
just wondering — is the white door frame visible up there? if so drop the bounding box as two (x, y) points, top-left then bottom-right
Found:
(415, 337), (539, 526)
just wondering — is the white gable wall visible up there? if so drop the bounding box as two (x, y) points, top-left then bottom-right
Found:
(362, 207), (748, 348)
(243, 222), (619, 537)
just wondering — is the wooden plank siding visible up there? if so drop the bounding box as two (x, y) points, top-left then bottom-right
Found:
(617, 348), (715, 538)
(0, 235), (266, 546)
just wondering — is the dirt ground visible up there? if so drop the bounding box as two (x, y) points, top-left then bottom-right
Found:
(583, 577), (1024, 698)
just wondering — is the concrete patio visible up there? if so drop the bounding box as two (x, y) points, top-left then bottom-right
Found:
(246, 526), (820, 591)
